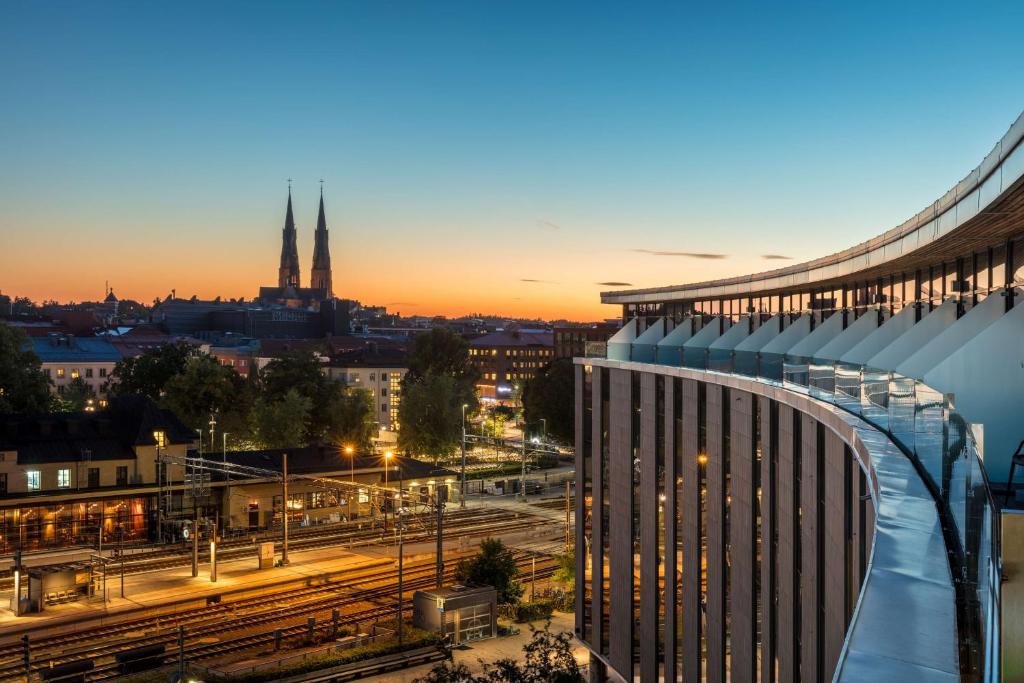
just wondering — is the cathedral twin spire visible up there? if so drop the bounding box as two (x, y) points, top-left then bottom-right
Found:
(277, 184), (333, 297)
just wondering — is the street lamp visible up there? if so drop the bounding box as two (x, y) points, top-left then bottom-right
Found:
(345, 445), (355, 521)
(460, 404), (468, 509)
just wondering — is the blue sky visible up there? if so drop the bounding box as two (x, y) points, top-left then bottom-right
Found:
(1, 1), (1022, 318)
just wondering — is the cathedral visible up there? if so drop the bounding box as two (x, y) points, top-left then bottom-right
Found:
(258, 186), (334, 308)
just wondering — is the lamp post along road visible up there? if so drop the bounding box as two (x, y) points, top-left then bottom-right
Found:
(460, 404), (468, 508)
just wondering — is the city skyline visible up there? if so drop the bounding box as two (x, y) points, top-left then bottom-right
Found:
(3, 2), (1024, 319)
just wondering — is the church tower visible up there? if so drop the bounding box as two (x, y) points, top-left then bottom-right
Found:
(310, 186), (333, 297)
(278, 187), (301, 288)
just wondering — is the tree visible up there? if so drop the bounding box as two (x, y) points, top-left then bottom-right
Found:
(521, 358), (574, 444)
(251, 389), (312, 449)
(260, 351), (342, 443)
(413, 624), (583, 683)
(0, 322), (52, 413)
(58, 377), (96, 412)
(405, 328), (479, 390)
(398, 373), (463, 462)
(105, 341), (198, 399)
(326, 387), (375, 450)
(454, 537), (523, 605)
(160, 355), (247, 436)
(552, 548), (575, 592)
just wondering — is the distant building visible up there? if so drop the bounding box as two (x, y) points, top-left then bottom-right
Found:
(29, 334), (122, 400)
(553, 324), (620, 360)
(326, 341), (410, 434)
(468, 330), (554, 402)
(257, 187), (332, 307)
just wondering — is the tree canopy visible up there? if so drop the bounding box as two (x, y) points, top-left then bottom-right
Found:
(105, 340), (198, 399)
(160, 355), (249, 437)
(454, 537), (524, 605)
(399, 328), (479, 461)
(251, 388), (312, 449)
(0, 322), (52, 413)
(521, 358), (574, 444)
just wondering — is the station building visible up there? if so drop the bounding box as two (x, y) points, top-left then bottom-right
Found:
(0, 396), (194, 553)
(575, 113), (1024, 681)
(0, 397), (455, 554)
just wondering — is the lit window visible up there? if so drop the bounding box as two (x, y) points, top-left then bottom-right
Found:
(27, 470), (41, 491)
(57, 469), (71, 488)
(153, 431), (167, 448)
(70, 369), (80, 379)
(56, 368), (65, 379)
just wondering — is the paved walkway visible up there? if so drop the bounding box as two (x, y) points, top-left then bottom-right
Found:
(359, 612), (588, 683)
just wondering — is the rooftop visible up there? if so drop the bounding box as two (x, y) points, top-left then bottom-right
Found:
(0, 396), (197, 464)
(29, 335), (122, 363)
(469, 330), (553, 348)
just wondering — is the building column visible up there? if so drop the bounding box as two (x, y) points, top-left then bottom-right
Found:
(730, 390), (756, 683)
(574, 363), (585, 639)
(639, 372), (659, 682)
(776, 404), (798, 683)
(608, 369), (634, 680)
(680, 379), (701, 683)
(823, 429), (848, 677)
(663, 377), (678, 683)
(760, 396), (775, 683)
(800, 414), (822, 683)
(590, 367), (605, 658)
(705, 384), (726, 683)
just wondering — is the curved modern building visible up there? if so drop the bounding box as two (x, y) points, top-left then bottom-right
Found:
(574, 112), (1024, 682)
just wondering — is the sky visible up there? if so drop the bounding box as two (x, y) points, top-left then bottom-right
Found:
(1, 1), (1023, 321)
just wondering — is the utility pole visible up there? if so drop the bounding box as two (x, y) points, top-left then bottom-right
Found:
(281, 453), (289, 566)
(520, 429), (527, 501)
(191, 506), (199, 578)
(177, 625), (185, 680)
(565, 480), (572, 553)
(210, 520), (218, 583)
(398, 516), (404, 644)
(156, 444), (164, 544)
(435, 493), (444, 588)
(223, 431), (230, 529)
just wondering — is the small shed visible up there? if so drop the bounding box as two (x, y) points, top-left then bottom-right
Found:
(413, 584), (497, 645)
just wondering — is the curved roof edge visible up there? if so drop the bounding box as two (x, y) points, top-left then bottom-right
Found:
(604, 110), (1024, 305)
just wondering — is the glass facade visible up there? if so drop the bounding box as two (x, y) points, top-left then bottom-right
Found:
(0, 496), (148, 552)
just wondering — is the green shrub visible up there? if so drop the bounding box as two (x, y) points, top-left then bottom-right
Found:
(513, 600), (555, 623)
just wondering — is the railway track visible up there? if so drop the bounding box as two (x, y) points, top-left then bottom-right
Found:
(0, 506), (549, 590)
(5, 552), (558, 682)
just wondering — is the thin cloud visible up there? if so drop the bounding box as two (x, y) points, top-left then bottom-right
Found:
(520, 278), (559, 284)
(597, 281), (633, 287)
(536, 219), (561, 231)
(632, 249), (727, 260)
(762, 254), (793, 260)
